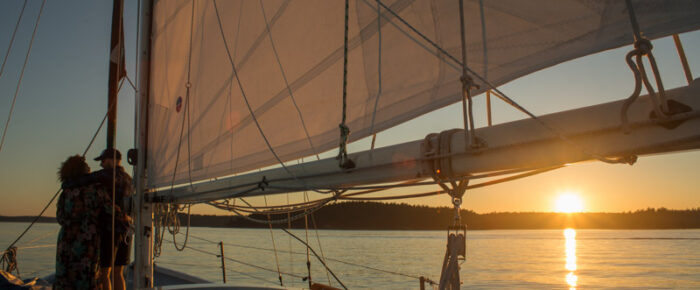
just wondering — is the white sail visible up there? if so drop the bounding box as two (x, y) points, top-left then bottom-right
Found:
(148, 0), (700, 188)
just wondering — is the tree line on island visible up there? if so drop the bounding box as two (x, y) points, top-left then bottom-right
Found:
(3, 202), (699, 230)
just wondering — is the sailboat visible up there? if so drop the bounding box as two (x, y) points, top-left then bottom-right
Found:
(1, 0), (699, 289)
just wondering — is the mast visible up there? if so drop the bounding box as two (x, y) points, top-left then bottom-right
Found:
(133, 0), (154, 288)
(106, 0), (124, 149)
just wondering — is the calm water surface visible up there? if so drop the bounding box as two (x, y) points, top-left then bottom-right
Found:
(1, 222), (699, 289)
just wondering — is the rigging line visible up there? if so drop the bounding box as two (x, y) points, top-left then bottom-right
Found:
(15, 244), (54, 250)
(123, 74), (137, 91)
(263, 195), (284, 286)
(335, 166), (560, 201)
(228, 0), (244, 172)
(162, 238), (305, 279)
(478, 0), (487, 81)
(369, 0), (383, 151)
(22, 228), (59, 246)
(465, 62), (629, 165)
(672, 34), (693, 85)
(167, 69), (194, 198)
(219, 199), (327, 215)
(185, 0), (197, 190)
(208, 197), (334, 225)
(169, 142), (559, 203)
(131, 0), (141, 145)
(372, 1), (630, 164)
(169, 132), (580, 201)
(23, 267), (55, 278)
(458, 0), (478, 148)
(309, 213), (332, 285)
(212, 0), (307, 187)
(3, 78), (123, 254)
(213, 203), (324, 215)
(636, 53), (667, 115)
(287, 181), (293, 277)
(377, 0), (631, 165)
(85, 79), (126, 157)
(340, 191), (442, 201)
(343, 166), (563, 201)
(258, 0), (320, 161)
(210, 193), (332, 212)
(281, 228), (348, 290)
(479, 0), (491, 126)
(327, 255), (423, 280)
(303, 191), (311, 288)
(2, 196), (61, 253)
(175, 151), (548, 203)
(227, 270), (279, 286)
(0, 0), (46, 156)
(0, 0), (28, 79)
(375, 0), (462, 67)
(210, 198), (330, 213)
(337, 0), (353, 170)
(159, 0), (197, 251)
(265, 165), (551, 194)
(187, 234), (429, 282)
(621, 0), (669, 116)
(171, 204), (191, 251)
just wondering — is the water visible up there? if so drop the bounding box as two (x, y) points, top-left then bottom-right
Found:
(2, 222), (699, 289)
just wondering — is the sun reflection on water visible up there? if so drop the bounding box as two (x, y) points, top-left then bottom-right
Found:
(564, 228), (578, 288)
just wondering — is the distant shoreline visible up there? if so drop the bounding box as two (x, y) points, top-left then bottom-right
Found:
(3, 202), (699, 230)
(199, 203), (700, 230)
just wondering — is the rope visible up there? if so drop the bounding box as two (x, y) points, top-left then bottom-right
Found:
(458, 0), (479, 149)
(15, 244), (54, 250)
(0, 247), (18, 275)
(23, 228), (59, 246)
(0, 0), (28, 79)
(162, 238), (305, 280)
(1, 78), (124, 260)
(620, 1), (673, 134)
(374, 0), (461, 67)
(208, 197), (334, 225)
(369, 0), (383, 151)
(310, 213), (332, 285)
(478, 0), (487, 81)
(303, 192), (312, 289)
(187, 233), (429, 283)
(212, 0), (330, 193)
(374, 0), (629, 165)
(264, 196), (284, 286)
(286, 191), (293, 277)
(672, 34), (693, 85)
(337, 0), (354, 170)
(0, 0), (46, 156)
(157, 1), (198, 254)
(171, 204), (191, 251)
(280, 228), (348, 290)
(258, 0), (320, 160)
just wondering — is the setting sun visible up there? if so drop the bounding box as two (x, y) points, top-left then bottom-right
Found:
(555, 193), (584, 213)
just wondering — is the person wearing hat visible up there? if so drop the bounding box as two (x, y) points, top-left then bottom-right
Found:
(92, 148), (132, 290)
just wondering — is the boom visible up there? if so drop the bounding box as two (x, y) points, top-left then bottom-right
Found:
(152, 79), (700, 203)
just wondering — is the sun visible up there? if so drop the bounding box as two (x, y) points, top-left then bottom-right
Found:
(555, 192), (584, 213)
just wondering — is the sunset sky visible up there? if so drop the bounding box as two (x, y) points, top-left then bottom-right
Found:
(0, 1), (698, 217)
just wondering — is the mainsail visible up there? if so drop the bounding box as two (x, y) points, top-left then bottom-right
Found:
(148, 0), (700, 188)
